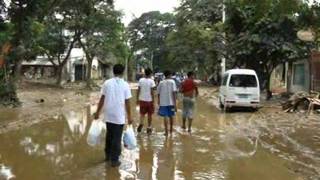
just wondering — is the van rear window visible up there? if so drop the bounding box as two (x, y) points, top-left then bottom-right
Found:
(229, 75), (257, 87)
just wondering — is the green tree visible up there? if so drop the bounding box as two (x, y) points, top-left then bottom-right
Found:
(297, 2), (320, 45)
(37, 0), (117, 86)
(37, 14), (81, 86)
(0, 0), (57, 105)
(77, 2), (123, 87)
(127, 11), (175, 71)
(166, 0), (224, 79)
(224, 0), (313, 98)
(8, 0), (60, 80)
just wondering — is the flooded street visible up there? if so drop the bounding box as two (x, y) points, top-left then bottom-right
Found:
(0, 86), (319, 180)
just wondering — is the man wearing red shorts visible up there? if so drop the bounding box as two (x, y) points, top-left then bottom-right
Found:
(137, 68), (156, 134)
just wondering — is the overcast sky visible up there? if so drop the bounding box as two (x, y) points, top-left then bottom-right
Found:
(114, 0), (180, 25)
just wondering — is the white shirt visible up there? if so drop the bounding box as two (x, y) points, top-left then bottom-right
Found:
(101, 77), (132, 124)
(138, 77), (156, 102)
(157, 79), (177, 106)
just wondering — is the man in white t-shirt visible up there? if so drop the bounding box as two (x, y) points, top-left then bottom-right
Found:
(94, 64), (133, 167)
(157, 70), (177, 136)
(136, 68), (156, 135)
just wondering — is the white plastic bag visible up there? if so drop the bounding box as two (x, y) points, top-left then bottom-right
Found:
(123, 125), (137, 150)
(87, 120), (104, 146)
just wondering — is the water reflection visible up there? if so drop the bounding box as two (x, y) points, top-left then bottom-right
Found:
(156, 137), (175, 179)
(178, 136), (194, 180)
(137, 137), (154, 179)
(0, 105), (103, 179)
(62, 105), (90, 138)
(0, 164), (15, 180)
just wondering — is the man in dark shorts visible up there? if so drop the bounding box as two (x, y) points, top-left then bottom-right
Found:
(137, 68), (156, 135)
(180, 71), (198, 133)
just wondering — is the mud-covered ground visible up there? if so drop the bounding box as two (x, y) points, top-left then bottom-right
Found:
(0, 82), (98, 134)
(0, 83), (319, 180)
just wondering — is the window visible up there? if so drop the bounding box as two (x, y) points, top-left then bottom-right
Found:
(293, 63), (305, 86)
(229, 75), (257, 87)
(222, 74), (229, 86)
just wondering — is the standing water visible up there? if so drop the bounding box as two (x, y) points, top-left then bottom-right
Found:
(0, 90), (319, 180)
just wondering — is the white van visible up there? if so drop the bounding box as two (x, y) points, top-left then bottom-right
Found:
(219, 69), (260, 110)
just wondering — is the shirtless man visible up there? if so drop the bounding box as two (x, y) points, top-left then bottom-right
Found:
(180, 71), (198, 132)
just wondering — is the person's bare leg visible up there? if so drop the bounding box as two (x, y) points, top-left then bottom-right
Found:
(164, 117), (168, 136)
(137, 114), (145, 132)
(140, 114), (145, 125)
(188, 118), (193, 133)
(147, 113), (152, 134)
(182, 117), (186, 130)
(147, 114), (152, 128)
(169, 116), (174, 134)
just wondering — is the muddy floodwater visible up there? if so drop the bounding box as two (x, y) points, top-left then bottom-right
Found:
(0, 87), (319, 180)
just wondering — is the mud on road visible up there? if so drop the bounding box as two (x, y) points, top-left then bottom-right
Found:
(0, 84), (319, 180)
(0, 83), (99, 134)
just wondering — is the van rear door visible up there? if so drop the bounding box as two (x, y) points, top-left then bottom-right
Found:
(227, 74), (259, 101)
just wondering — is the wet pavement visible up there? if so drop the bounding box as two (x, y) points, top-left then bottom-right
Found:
(0, 89), (319, 180)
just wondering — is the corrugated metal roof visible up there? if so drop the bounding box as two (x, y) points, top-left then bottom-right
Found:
(22, 57), (57, 66)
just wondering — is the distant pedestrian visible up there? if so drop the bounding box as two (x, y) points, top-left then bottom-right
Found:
(137, 68), (156, 135)
(180, 71), (198, 133)
(157, 70), (177, 136)
(172, 72), (181, 89)
(94, 64), (133, 167)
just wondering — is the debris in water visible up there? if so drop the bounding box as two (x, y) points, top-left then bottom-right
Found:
(35, 99), (45, 103)
(0, 164), (15, 180)
(282, 91), (320, 114)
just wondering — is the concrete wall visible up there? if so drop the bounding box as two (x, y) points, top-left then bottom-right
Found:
(270, 64), (286, 93)
(289, 60), (310, 93)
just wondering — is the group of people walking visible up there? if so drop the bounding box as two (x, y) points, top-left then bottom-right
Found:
(94, 64), (198, 167)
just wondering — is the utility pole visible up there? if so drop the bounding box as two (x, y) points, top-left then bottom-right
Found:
(221, 2), (226, 77)
(125, 56), (128, 81)
(150, 51), (153, 70)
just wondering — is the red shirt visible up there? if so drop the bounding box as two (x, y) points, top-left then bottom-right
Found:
(181, 79), (196, 93)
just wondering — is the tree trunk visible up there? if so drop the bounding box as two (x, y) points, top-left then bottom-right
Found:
(127, 52), (134, 81)
(14, 59), (22, 81)
(124, 57), (128, 81)
(216, 69), (221, 85)
(56, 65), (63, 86)
(286, 62), (293, 93)
(266, 72), (273, 100)
(282, 63), (286, 82)
(86, 59), (92, 88)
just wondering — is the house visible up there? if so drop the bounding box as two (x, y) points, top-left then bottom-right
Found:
(310, 51), (320, 91)
(287, 59), (311, 93)
(21, 56), (57, 79)
(22, 48), (116, 83)
(270, 51), (320, 94)
(287, 51), (320, 93)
